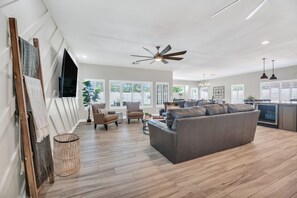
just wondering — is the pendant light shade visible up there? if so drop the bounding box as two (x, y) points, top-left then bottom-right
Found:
(260, 58), (268, 79)
(269, 60), (277, 80)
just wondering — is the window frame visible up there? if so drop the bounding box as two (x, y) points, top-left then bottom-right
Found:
(156, 82), (169, 107)
(190, 87), (199, 100)
(199, 87), (209, 100)
(260, 79), (297, 103)
(231, 84), (245, 104)
(109, 80), (153, 109)
(84, 79), (105, 104)
(172, 85), (186, 99)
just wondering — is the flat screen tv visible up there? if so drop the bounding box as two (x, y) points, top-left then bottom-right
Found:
(59, 49), (78, 97)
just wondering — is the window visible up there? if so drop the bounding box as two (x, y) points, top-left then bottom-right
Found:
(156, 83), (169, 106)
(200, 87), (208, 100)
(110, 81), (121, 107)
(110, 81), (152, 108)
(190, 88), (199, 100)
(143, 83), (152, 107)
(173, 85), (185, 99)
(231, 84), (244, 104)
(260, 80), (297, 102)
(84, 79), (105, 103)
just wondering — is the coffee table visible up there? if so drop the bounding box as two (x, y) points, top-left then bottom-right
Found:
(142, 116), (165, 135)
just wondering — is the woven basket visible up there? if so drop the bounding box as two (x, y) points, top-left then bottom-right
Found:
(53, 133), (80, 176)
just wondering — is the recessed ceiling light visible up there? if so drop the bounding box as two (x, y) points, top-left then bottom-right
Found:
(261, 41), (270, 45)
(82, 55), (87, 58)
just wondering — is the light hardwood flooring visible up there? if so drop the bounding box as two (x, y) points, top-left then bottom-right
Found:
(40, 121), (297, 198)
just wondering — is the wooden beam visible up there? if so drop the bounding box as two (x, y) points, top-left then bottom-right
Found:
(33, 38), (46, 101)
(9, 17), (38, 198)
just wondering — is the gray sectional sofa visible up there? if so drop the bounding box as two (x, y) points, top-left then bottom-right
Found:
(148, 104), (260, 164)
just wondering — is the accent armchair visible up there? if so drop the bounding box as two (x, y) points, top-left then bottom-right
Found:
(92, 103), (119, 130)
(126, 102), (144, 124)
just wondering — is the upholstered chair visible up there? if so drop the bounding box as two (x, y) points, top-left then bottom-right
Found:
(92, 103), (119, 130)
(126, 102), (144, 124)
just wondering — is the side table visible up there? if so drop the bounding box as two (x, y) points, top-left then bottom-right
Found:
(142, 119), (150, 135)
(115, 112), (123, 124)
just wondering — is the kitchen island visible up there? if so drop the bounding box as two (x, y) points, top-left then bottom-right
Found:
(256, 102), (297, 132)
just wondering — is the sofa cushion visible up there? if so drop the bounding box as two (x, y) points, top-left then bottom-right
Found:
(197, 100), (209, 106)
(227, 104), (254, 113)
(184, 101), (197, 108)
(204, 104), (228, 115)
(127, 112), (144, 117)
(166, 106), (206, 128)
(103, 114), (118, 122)
(126, 102), (140, 111)
(176, 100), (186, 108)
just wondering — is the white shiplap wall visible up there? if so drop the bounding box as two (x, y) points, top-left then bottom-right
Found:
(0, 0), (79, 197)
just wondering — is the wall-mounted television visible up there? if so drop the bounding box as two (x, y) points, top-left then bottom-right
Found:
(59, 49), (78, 97)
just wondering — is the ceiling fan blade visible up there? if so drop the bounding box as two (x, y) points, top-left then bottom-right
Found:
(160, 45), (172, 56)
(149, 60), (155, 64)
(211, 0), (241, 18)
(143, 47), (155, 56)
(162, 50), (187, 57)
(163, 57), (183, 61)
(245, 0), (268, 20)
(131, 55), (153, 58)
(162, 59), (169, 64)
(135, 58), (154, 63)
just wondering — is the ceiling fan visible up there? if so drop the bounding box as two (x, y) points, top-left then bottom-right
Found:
(211, 0), (269, 20)
(131, 45), (187, 64)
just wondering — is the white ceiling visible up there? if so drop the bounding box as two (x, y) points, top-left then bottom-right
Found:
(44, 0), (297, 81)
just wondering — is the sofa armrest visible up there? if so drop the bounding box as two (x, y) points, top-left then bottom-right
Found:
(148, 120), (177, 163)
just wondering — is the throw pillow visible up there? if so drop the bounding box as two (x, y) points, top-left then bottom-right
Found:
(227, 104), (254, 113)
(204, 104), (228, 115)
(166, 106), (206, 128)
(98, 109), (107, 114)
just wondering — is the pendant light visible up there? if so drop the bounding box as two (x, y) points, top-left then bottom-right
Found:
(260, 58), (268, 79)
(269, 60), (277, 80)
(199, 74), (210, 88)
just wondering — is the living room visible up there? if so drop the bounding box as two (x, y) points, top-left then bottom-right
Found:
(1, 0), (297, 197)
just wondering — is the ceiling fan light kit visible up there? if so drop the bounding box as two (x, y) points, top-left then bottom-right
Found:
(131, 45), (187, 64)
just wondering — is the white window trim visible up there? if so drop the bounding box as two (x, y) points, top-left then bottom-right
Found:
(173, 84), (186, 99)
(260, 79), (297, 102)
(199, 87), (209, 100)
(84, 79), (105, 103)
(156, 82), (169, 107)
(231, 84), (245, 104)
(109, 80), (153, 109)
(190, 87), (199, 100)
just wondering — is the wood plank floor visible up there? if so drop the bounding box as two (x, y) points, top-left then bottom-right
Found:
(39, 121), (297, 198)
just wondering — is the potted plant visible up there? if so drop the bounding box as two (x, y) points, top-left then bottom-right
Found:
(144, 112), (152, 119)
(247, 95), (255, 101)
(82, 80), (101, 123)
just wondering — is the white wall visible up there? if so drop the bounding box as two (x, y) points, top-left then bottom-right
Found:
(79, 64), (173, 117)
(173, 80), (199, 100)
(0, 0), (79, 197)
(205, 65), (297, 103)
